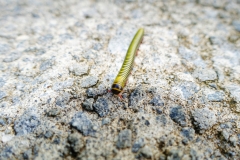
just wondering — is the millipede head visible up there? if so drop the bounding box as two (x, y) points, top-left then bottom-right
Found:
(111, 84), (123, 95)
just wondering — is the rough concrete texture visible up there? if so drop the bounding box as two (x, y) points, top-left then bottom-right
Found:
(0, 0), (240, 159)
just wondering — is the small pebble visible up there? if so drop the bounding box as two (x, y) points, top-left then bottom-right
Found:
(82, 98), (94, 111)
(93, 97), (109, 117)
(116, 129), (132, 149)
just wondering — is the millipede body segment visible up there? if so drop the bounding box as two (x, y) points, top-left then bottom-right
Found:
(111, 28), (144, 95)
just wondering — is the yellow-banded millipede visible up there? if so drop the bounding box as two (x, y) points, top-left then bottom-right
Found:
(111, 28), (144, 98)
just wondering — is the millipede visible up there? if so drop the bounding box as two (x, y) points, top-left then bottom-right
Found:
(111, 28), (144, 99)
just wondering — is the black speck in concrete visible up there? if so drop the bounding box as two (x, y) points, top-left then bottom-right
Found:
(145, 120), (150, 126)
(169, 106), (186, 127)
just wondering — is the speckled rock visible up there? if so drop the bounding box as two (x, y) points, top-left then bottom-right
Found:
(221, 130), (230, 141)
(3, 52), (21, 62)
(68, 133), (85, 154)
(0, 117), (6, 126)
(116, 129), (132, 149)
(14, 109), (40, 135)
(192, 107), (217, 133)
(93, 97), (109, 117)
(129, 86), (146, 107)
(40, 59), (54, 71)
(140, 145), (153, 159)
(0, 91), (6, 100)
(181, 127), (195, 141)
(47, 108), (61, 117)
(82, 98), (94, 111)
(232, 20), (240, 32)
(132, 138), (145, 153)
(170, 106), (187, 127)
(55, 92), (70, 108)
(102, 117), (111, 125)
(171, 82), (200, 100)
(149, 95), (164, 106)
(207, 91), (225, 102)
(193, 68), (217, 81)
(70, 112), (96, 136)
(81, 76), (98, 88)
(69, 64), (89, 76)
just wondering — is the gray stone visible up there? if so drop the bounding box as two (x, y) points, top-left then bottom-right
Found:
(70, 64), (88, 76)
(53, 79), (74, 91)
(47, 108), (61, 117)
(207, 91), (225, 102)
(40, 59), (54, 71)
(59, 33), (73, 40)
(132, 138), (145, 153)
(169, 106), (187, 127)
(225, 84), (240, 102)
(209, 36), (224, 45)
(102, 118), (110, 125)
(222, 130), (229, 141)
(55, 92), (70, 108)
(0, 117), (6, 126)
(82, 50), (97, 59)
(70, 112), (96, 136)
(93, 43), (102, 51)
(232, 20), (240, 32)
(156, 114), (167, 126)
(80, 76), (98, 88)
(193, 68), (217, 81)
(0, 91), (6, 100)
(229, 136), (238, 146)
(23, 149), (32, 160)
(220, 122), (232, 129)
(116, 129), (132, 149)
(82, 98), (94, 111)
(129, 86), (146, 107)
(3, 52), (21, 62)
(93, 97), (109, 117)
(156, 108), (162, 114)
(68, 133), (85, 153)
(178, 46), (198, 61)
(0, 43), (10, 55)
(12, 96), (20, 105)
(38, 34), (53, 44)
(14, 109), (40, 135)
(149, 95), (164, 106)
(86, 88), (97, 98)
(192, 107), (217, 133)
(44, 130), (54, 138)
(35, 49), (46, 56)
(172, 82), (200, 100)
(0, 146), (14, 159)
(181, 127), (195, 141)
(140, 146), (153, 159)
(166, 148), (183, 160)
(0, 77), (5, 88)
